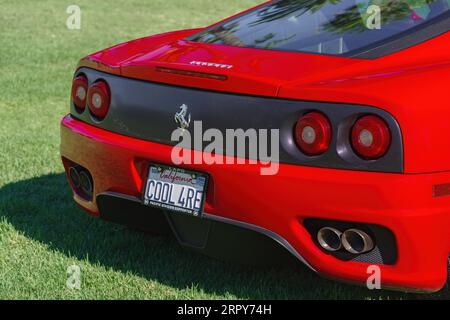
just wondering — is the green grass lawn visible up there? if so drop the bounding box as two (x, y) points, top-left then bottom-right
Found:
(0, 0), (448, 300)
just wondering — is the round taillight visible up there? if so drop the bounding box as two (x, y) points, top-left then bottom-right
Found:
(295, 112), (332, 156)
(71, 75), (88, 110)
(87, 81), (110, 120)
(351, 115), (391, 160)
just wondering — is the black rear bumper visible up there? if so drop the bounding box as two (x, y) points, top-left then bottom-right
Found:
(97, 192), (313, 268)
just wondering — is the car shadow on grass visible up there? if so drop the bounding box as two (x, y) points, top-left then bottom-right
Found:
(0, 173), (448, 299)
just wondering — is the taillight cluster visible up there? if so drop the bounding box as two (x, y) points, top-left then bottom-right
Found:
(351, 115), (391, 159)
(86, 81), (111, 119)
(71, 75), (111, 120)
(71, 75), (88, 110)
(294, 112), (331, 156)
(294, 112), (391, 160)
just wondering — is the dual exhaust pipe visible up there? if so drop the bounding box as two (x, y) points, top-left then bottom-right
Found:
(69, 166), (93, 198)
(317, 227), (374, 254)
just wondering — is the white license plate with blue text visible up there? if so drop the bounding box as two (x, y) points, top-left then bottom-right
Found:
(143, 164), (208, 217)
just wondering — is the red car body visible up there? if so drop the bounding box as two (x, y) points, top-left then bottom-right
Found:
(61, 1), (450, 292)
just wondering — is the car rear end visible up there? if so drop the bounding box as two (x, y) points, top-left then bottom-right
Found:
(61, 0), (450, 292)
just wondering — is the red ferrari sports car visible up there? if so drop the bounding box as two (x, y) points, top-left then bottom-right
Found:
(61, 0), (450, 292)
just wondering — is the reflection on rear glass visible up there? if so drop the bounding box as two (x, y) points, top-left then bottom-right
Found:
(189, 0), (450, 55)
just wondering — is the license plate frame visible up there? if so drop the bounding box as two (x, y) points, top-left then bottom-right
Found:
(142, 164), (209, 217)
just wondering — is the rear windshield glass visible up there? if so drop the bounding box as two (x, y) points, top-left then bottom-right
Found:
(188, 0), (450, 56)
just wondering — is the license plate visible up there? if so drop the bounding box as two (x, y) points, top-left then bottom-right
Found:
(143, 164), (208, 217)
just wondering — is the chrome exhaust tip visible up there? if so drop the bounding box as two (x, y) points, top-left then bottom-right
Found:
(79, 170), (93, 196)
(317, 227), (342, 252)
(342, 229), (374, 254)
(69, 167), (81, 188)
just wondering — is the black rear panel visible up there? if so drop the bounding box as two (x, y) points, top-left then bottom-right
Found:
(72, 67), (403, 173)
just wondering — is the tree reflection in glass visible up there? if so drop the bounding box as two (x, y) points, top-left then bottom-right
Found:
(188, 0), (449, 55)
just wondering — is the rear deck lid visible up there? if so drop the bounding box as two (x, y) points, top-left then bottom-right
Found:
(119, 39), (360, 97)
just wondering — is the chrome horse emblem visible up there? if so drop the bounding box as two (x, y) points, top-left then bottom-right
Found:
(174, 104), (191, 130)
